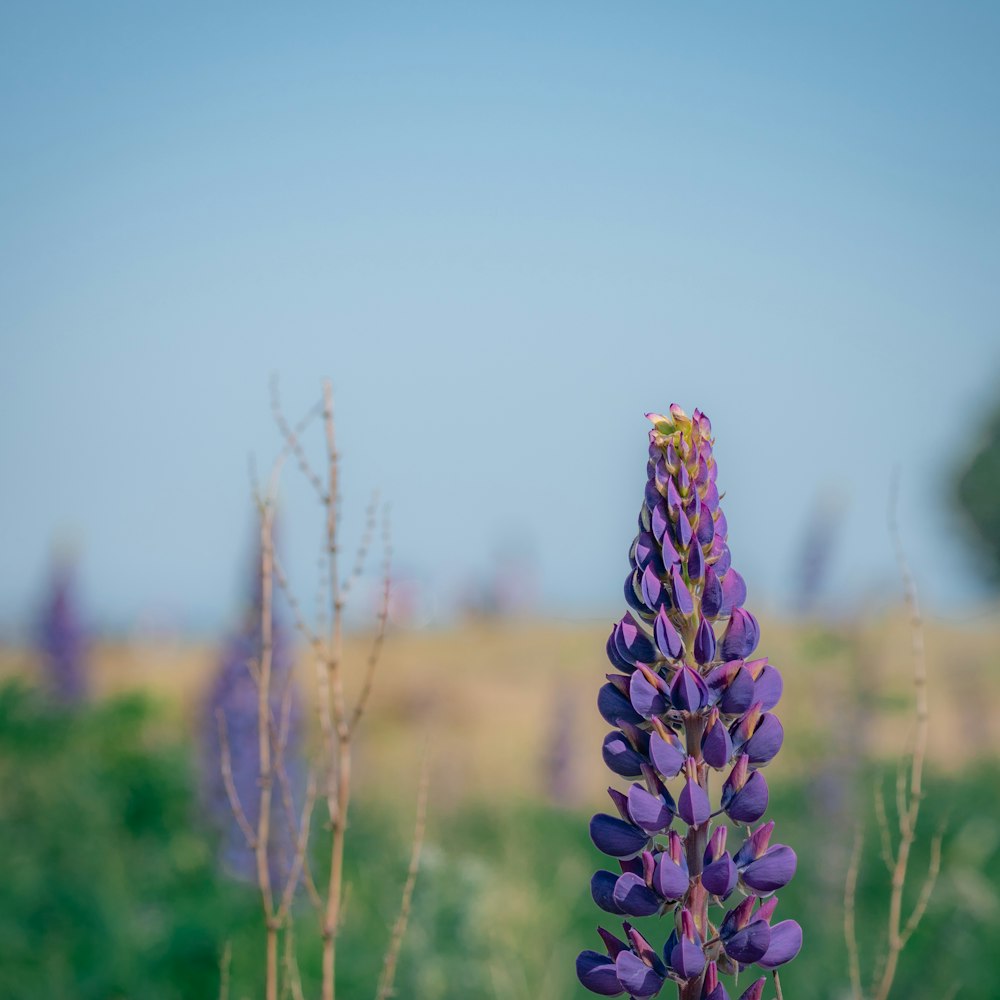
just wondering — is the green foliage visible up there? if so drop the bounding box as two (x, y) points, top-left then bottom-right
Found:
(0, 683), (259, 1000)
(955, 397), (1000, 586)
(2, 680), (997, 999)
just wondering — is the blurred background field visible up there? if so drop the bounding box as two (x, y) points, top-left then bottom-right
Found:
(2, 608), (999, 999)
(4, 2), (1000, 998)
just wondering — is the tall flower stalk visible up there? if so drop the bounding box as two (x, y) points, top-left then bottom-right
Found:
(578, 405), (802, 1000)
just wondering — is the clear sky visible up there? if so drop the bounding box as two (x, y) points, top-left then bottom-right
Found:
(2, 1), (999, 632)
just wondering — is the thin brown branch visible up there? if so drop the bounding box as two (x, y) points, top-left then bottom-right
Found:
(349, 506), (391, 736)
(773, 971), (785, 1000)
(375, 755), (430, 1000)
(844, 826), (864, 1000)
(874, 780), (895, 874)
(271, 375), (326, 502)
(273, 553), (323, 655)
(898, 830), (944, 950)
(870, 472), (935, 1000)
(341, 492), (378, 600)
(216, 709), (257, 851)
(277, 769), (319, 923)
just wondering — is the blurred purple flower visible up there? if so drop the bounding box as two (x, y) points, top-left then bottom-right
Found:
(35, 558), (88, 705)
(201, 538), (304, 887)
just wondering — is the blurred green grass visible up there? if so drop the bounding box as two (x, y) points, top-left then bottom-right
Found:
(3, 613), (999, 997)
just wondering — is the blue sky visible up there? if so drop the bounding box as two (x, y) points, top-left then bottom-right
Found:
(2, 1), (999, 631)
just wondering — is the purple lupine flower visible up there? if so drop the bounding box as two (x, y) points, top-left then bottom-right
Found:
(35, 557), (88, 704)
(202, 537), (304, 886)
(578, 405), (800, 999)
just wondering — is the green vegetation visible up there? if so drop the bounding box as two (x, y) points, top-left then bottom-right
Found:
(0, 681), (994, 999)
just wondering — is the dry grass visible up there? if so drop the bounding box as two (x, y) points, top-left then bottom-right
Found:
(3, 610), (998, 810)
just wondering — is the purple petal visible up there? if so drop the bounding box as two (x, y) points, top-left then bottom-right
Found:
(702, 565), (723, 618)
(702, 854), (737, 898)
(670, 666), (708, 713)
(745, 714), (784, 765)
(591, 870), (624, 914)
(606, 629), (635, 674)
(615, 951), (664, 998)
(724, 769), (769, 824)
(693, 616), (716, 666)
(678, 777), (711, 827)
(697, 503), (716, 546)
(687, 541), (705, 584)
(736, 979), (766, 1000)
(719, 665), (755, 715)
(602, 731), (646, 777)
(712, 540), (732, 576)
(629, 669), (667, 719)
(598, 683), (642, 727)
(649, 730), (685, 779)
(752, 664), (783, 712)
(641, 564), (666, 611)
(651, 502), (670, 545)
(720, 609), (759, 661)
(669, 564), (694, 616)
(722, 920), (770, 964)
(627, 783), (674, 834)
(702, 718), (733, 769)
(590, 813), (650, 858)
(719, 569), (747, 615)
(615, 613), (658, 665)
(624, 571), (650, 618)
(669, 937), (706, 981)
(757, 920), (803, 969)
(654, 607), (684, 660)
(577, 951), (625, 996)
(612, 872), (662, 917)
(652, 851), (689, 899)
(741, 845), (798, 894)
(634, 532), (657, 570)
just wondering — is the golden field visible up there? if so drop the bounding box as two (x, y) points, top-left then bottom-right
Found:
(3, 610), (998, 812)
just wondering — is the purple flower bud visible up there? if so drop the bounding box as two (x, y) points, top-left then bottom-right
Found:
(654, 607), (684, 660)
(702, 708), (733, 768)
(670, 665), (708, 713)
(615, 950), (664, 999)
(598, 683), (643, 727)
(739, 844), (798, 895)
(590, 813), (650, 858)
(757, 920), (803, 969)
(627, 778), (675, 834)
(667, 908), (705, 981)
(576, 951), (625, 996)
(653, 832), (690, 899)
(613, 872), (661, 917)
(678, 757), (711, 827)
(629, 667), (668, 719)
(641, 563), (667, 611)
(719, 569), (747, 615)
(693, 615), (717, 665)
(687, 541), (706, 585)
(722, 755), (769, 824)
(700, 962), (731, 1000)
(624, 571), (651, 619)
(747, 658), (783, 711)
(736, 979), (766, 1000)
(614, 613), (658, 666)
(602, 730), (646, 777)
(649, 725), (685, 779)
(669, 563), (694, 616)
(720, 608), (760, 660)
(591, 870), (625, 914)
(702, 565), (723, 618)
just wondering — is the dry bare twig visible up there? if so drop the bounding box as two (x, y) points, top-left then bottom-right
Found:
(843, 473), (944, 1000)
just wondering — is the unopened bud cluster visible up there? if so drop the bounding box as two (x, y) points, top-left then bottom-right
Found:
(578, 406), (801, 1000)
